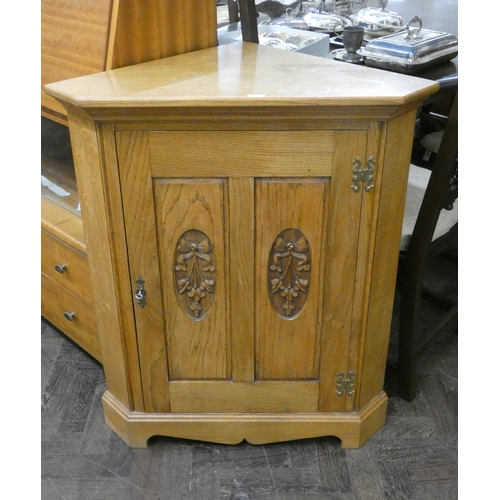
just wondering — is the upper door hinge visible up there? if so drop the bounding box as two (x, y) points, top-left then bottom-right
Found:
(351, 156), (376, 193)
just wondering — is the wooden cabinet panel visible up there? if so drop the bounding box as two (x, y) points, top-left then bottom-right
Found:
(41, 229), (94, 308)
(41, 0), (113, 120)
(255, 178), (329, 380)
(42, 0), (218, 122)
(154, 179), (229, 380)
(148, 131), (336, 177)
(41, 273), (100, 361)
(227, 177), (255, 383)
(109, 0), (218, 69)
(318, 129), (371, 413)
(41, 196), (87, 254)
(168, 381), (319, 413)
(41, 219), (99, 361)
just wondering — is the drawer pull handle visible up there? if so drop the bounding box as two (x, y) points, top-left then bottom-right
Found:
(55, 264), (67, 274)
(64, 311), (75, 321)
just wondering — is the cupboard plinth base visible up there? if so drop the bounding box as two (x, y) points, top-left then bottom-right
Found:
(102, 390), (388, 449)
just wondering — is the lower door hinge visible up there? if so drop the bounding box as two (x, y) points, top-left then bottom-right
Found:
(336, 370), (356, 397)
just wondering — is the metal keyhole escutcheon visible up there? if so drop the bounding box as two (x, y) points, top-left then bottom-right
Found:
(134, 277), (147, 308)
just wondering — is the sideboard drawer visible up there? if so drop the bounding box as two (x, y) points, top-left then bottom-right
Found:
(41, 229), (94, 307)
(41, 273), (101, 362)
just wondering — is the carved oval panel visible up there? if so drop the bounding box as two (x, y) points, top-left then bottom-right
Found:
(268, 228), (311, 319)
(174, 229), (216, 320)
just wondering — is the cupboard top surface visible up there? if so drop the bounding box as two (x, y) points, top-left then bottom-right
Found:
(45, 42), (438, 111)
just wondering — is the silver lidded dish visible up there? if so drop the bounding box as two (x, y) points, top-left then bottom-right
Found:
(263, 9), (310, 30)
(357, 16), (458, 74)
(300, 12), (353, 33)
(354, 0), (404, 39)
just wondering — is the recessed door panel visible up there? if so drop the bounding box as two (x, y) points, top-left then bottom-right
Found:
(153, 178), (229, 380)
(255, 178), (329, 380)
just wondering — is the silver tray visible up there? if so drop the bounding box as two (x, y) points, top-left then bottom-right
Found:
(357, 16), (458, 74)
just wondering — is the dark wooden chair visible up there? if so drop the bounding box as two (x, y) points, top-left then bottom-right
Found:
(388, 91), (458, 402)
(225, 0), (260, 41)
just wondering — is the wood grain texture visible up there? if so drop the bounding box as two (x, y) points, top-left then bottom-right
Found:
(43, 222), (459, 491)
(153, 179), (229, 380)
(45, 43), (439, 111)
(149, 131), (335, 177)
(346, 123), (382, 413)
(228, 177), (255, 382)
(42, 0), (218, 120)
(96, 123), (150, 412)
(108, 0), (217, 69)
(116, 131), (171, 413)
(66, 110), (136, 410)
(42, 267), (458, 499)
(102, 390), (388, 448)
(41, 229), (94, 307)
(41, 197), (86, 254)
(47, 41), (441, 449)
(168, 381), (319, 413)
(317, 130), (367, 412)
(41, 0), (113, 117)
(256, 179), (328, 380)
(358, 109), (419, 409)
(41, 274), (100, 361)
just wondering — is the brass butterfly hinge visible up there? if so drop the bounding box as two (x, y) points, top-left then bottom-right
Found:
(351, 156), (376, 193)
(336, 370), (356, 397)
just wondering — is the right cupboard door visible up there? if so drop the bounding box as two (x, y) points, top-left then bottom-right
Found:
(116, 127), (377, 415)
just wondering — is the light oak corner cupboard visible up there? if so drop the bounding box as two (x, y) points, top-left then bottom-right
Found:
(45, 42), (438, 448)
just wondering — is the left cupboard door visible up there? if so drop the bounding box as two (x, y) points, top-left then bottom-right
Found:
(117, 131), (233, 413)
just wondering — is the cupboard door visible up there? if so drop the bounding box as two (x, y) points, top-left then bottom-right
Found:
(116, 129), (369, 414)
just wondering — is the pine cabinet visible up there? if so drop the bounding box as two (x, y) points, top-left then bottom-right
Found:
(46, 42), (438, 448)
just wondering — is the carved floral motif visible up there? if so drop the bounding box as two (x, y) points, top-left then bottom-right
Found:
(174, 230), (216, 319)
(268, 228), (311, 318)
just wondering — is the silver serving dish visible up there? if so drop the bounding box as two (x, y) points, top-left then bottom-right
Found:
(358, 16), (458, 74)
(303, 1), (366, 17)
(355, 0), (404, 39)
(300, 12), (353, 33)
(263, 11), (309, 30)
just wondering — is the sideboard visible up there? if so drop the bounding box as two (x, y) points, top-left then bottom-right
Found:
(45, 41), (438, 448)
(41, 0), (218, 361)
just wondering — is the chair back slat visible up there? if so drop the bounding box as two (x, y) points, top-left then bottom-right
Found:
(406, 92), (458, 261)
